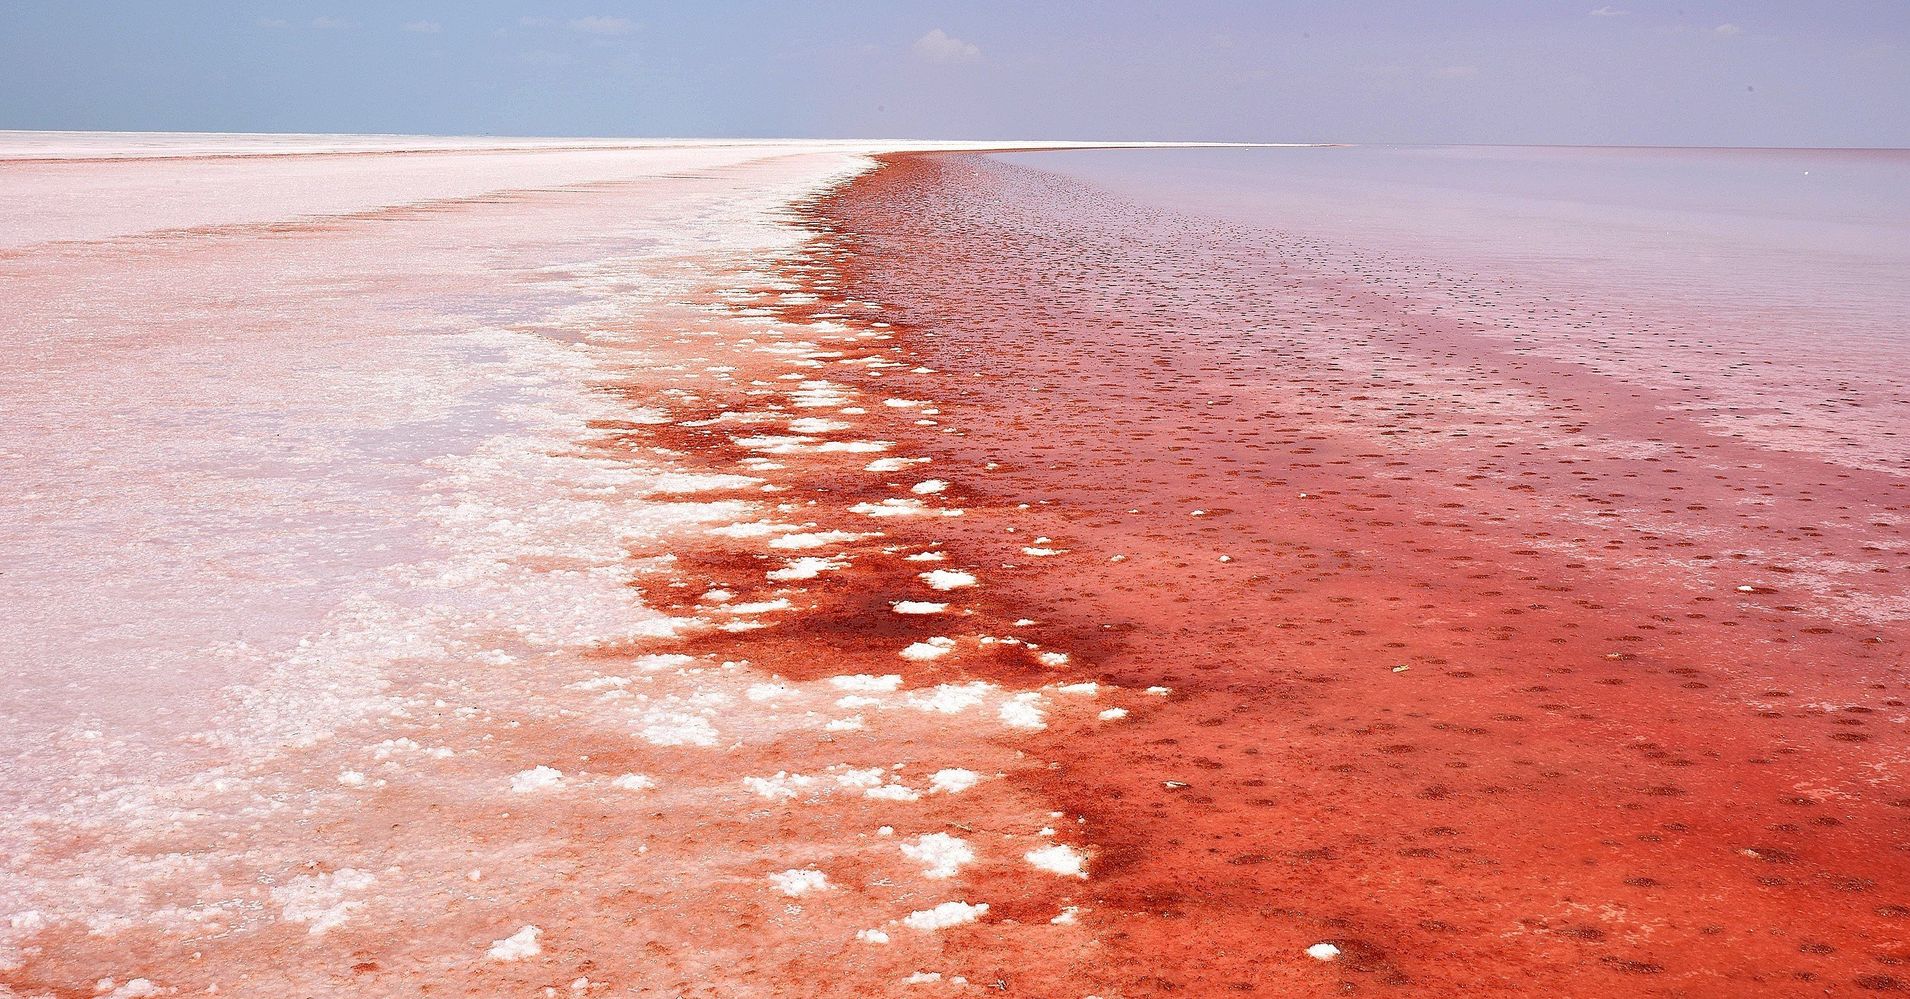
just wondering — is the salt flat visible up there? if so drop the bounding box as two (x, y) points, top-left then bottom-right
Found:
(0, 133), (1155, 996)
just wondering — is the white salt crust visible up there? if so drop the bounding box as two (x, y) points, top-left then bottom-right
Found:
(1025, 843), (1089, 878)
(929, 769), (982, 794)
(0, 138), (1164, 990)
(901, 833), (975, 879)
(918, 569), (978, 591)
(768, 869), (830, 896)
(487, 925), (542, 961)
(903, 901), (988, 931)
(510, 766), (564, 793)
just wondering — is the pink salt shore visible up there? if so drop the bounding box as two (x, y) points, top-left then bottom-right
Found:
(0, 134), (1159, 997)
(3, 133), (1907, 999)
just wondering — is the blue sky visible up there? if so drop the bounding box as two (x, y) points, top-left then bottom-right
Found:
(2, 2), (1904, 145)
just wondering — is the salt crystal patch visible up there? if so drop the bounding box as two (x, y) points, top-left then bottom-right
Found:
(708, 520), (799, 539)
(1051, 906), (1080, 925)
(1099, 707), (1130, 721)
(892, 600), (947, 615)
(857, 928), (891, 944)
(273, 868), (375, 935)
(641, 712), (718, 747)
(767, 556), (849, 581)
(510, 766), (564, 793)
(866, 456), (930, 472)
(904, 550), (946, 562)
(722, 598), (791, 614)
(611, 773), (657, 791)
(744, 772), (816, 799)
(642, 472), (762, 494)
(999, 692), (1048, 730)
(919, 569), (977, 591)
(902, 833), (975, 879)
(788, 417), (849, 433)
(865, 783), (922, 801)
(835, 767), (886, 788)
(907, 680), (990, 712)
(903, 901), (988, 931)
(487, 925), (542, 961)
(900, 638), (956, 662)
(911, 480), (948, 495)
(1025, 843), (1088, 878)
(770, 530), (875, 550)
(768, 869), (830, 896)
(1307, 942), (1341, 961)
(831, 674), (902, 692)
(851, 498), (935, 517)
(929, 768), (982, 794)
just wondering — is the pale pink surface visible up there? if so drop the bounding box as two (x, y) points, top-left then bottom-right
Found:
(0, 135), (1136, 995)
(2, 142), (804, 793)
(1010, 145), (1910, 477)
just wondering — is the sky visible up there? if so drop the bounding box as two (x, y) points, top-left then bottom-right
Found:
(1, 1), (1905, 146)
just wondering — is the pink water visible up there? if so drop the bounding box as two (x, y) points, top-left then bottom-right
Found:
(820, 145), (1910, 995)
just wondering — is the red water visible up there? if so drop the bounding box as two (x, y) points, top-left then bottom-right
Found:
(810, 153), (1910, 996)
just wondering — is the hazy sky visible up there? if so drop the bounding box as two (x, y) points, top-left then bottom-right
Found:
(2, 1), (1905, 146)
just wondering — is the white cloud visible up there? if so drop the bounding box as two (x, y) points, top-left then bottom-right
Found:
(310, 16), (352, 30)
(402, 20), (442, 34)
(1431, 65), (1480, 79)
(255, 17), (288, 29)
(913, 28), (980, 64)
(1589, 5), (1627, 15)
(1714, 23), (1743, 37)
(569, 15), (637, 35)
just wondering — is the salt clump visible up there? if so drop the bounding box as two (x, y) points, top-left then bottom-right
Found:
(901, 833), (975, 878)
(487, 925), (542, 961)
(903, 901), (988, 931)
(768, 869), (830, 896)
(510, 766), (564, 793)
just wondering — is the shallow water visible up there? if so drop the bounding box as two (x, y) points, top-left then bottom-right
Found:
(1008, 145), (1910, 474)
(820, 147), (1910, 996)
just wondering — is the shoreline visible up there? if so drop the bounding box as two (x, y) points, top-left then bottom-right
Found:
(3, 136), (1906, 995)
(0, 140), (1124, 995)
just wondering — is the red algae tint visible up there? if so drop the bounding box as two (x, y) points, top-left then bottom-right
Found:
(815, 150), (1910, 996)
